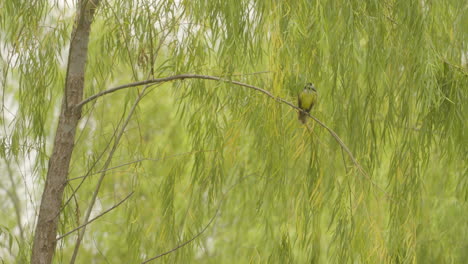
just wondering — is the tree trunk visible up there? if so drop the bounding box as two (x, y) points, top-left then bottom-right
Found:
(31, 1), (100, 263)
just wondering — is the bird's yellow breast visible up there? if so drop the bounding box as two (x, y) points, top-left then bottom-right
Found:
(299, 91), (317, 111)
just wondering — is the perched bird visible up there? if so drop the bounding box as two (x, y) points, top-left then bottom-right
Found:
(297, 83), (317, 124)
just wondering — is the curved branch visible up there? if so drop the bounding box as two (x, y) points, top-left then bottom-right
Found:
(79, 74), (390, 198)
(141, 204), (220, 263)
(142, 173), (256, 263)
(76, 74), (276, 108)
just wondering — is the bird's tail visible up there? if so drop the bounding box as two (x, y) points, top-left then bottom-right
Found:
(298, 111), (307, 124)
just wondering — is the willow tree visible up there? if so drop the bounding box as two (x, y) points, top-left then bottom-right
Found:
(1, 0), (466, 263)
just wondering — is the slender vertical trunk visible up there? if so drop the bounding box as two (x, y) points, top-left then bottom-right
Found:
(31, 1), (100, 263)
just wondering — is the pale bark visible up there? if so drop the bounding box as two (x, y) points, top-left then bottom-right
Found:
(31, 1), (101, 263)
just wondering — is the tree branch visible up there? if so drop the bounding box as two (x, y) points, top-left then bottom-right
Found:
(76, 74), (275, 108)
(56, 191), (134, 241)
(69, 86), (149, 264)
(79, 74), (391, 199)
(141, 204), (220, 263)
(141, 173), (256, 263)
(67, 149), (215, 182)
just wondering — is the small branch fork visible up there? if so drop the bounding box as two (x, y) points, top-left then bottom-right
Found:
(78, 73), (390, 198)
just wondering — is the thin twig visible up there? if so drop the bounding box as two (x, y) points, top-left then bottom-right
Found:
(341, 146), (349, 174)
(70, 87), (150, 264)
(141, 206), (220, 263)
(437, 54), (468, 76)
(230, 71), (272, 77)
(67, 149), (215, 182)
(142, 173), (255, 263)
(60, 121), (119, 214)
(78, 73), (391, 198)
(56, 191), (134, 241)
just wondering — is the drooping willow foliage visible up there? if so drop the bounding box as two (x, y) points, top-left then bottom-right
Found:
(0, 0), (466, 263)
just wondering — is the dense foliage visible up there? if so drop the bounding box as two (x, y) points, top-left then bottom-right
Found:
(1, 0), (466, 263)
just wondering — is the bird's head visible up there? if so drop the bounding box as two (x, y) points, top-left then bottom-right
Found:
(305, 83), (317, 92)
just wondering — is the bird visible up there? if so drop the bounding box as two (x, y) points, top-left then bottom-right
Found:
(297, 83), (317, 124)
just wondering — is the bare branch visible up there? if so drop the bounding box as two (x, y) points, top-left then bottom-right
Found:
(76, 74), (276, 108)
(142, 173), (256, 263)
(56, 191), (134, 241)
(141, 205), (220, 263)
(67, 149), (216, 182)
(79, 74), (391, 199)
(70, 86), (150, 264)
